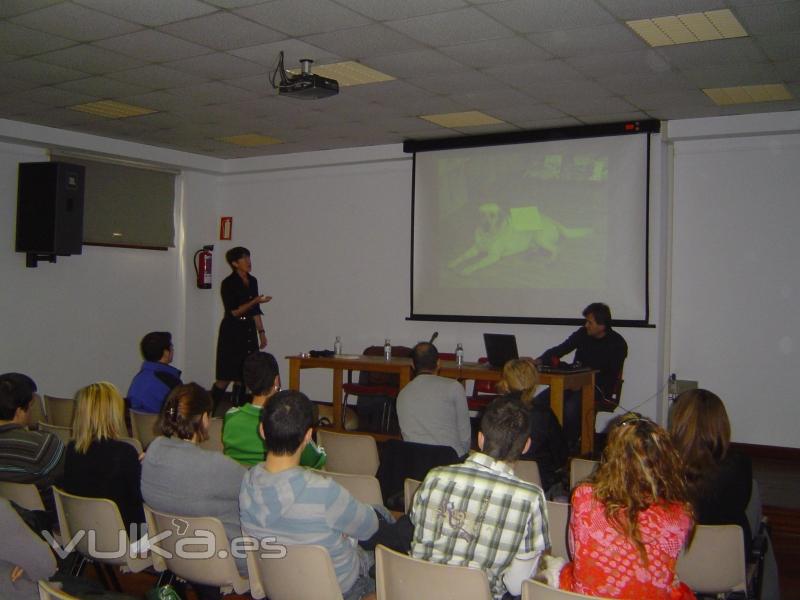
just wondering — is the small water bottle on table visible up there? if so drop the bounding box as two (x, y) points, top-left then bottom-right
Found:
(384, 339), (392, 361)
(455, 343), (464, 366)
(334, 336), (342, 355)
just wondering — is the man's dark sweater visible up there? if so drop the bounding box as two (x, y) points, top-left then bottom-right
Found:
(539, 327), (628, 398)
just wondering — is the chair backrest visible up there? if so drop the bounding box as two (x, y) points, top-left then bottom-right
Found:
(514, 460), (542, 487)
(39, 580), (80, 599)
(129, 409), (159, 450)
(0, 481), (45, 511)
(315, 470), (383, 505)
(119, 436), (143, 455)
(359, 345), (413, 387)
(522, 579), (601, 599)
(52, 487), (150, 572)
(745, 478), (761, 538)
(43, 395), (75, 427)
(546, 500), (570, 560)
(144, 505), (249, 594)
(676, 524), (747, 593)
(404, 478), (422, 513)
(317, 430), (379, 476)
(200, 418), (224, 452)
(376, 544), (492, 600)
(28, 396), (46, 429)
(249, 544), (343, 600)
(569, 458), (599, 489)
(38, 421), (72, 445)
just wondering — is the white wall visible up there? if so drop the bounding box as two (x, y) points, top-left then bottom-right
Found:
(670, 129), (800, 447)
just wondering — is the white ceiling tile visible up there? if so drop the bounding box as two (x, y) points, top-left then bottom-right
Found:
(0, 77), (43, 94)
(554, 96), (638, 116)
(516, 116), (583, 129)
(119, 91), (197, 112)
(164, 52), (267, 80)
(0, 95), (50, 116)
(625, 89), (714, 110)
(236, 0), (371, 37)
(159, 11), (285, 51)
(56, 76), (155, 98)
(596, 0), (725, 20)
(757, 32), (800, 61)
(526, 80), (616, 103)
(449, 88), (536, 110)
(408, 69), (504, 94)
(733, 2), (800, 35)
(0, 58), (89, 84)
(0, 22), (76, 56)
(600, 72), (695, 95)
(0, 0), (62, 18)
(387, 7), (513, 46)
(363, 50), (467, 78)
(203, 0), (266, 8)
(302, 24), (424, 59)
(680, 62), (780, 87)
(451, 122), (520, 134)
(655, 38), (767, 69)
(774, 58), (800, 81)
(529, 23), (645, 57)
(107, 65), (209, 89)
(73, 0), (216, 27)
(567, 49), (672, 78)
(230, 39), (339, 67)
(11, 3), (142, 42)
(481, 0), (615, 34)
(34, 44), (146, 75)
(580, 111), (649, 124)
(15, 85), (98, 107)
(488, 104), (568, 122)
(164, 81), (261, 105)
(95, 30), (212, 62)
(440, 37), (550, 69)
(225, 74), (279, 94)
(334, 0), (467, 21)
(483, 59), (587, 86)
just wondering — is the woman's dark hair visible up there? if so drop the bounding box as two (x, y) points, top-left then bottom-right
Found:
(0, 372), (37, 420)
(225, 246), (250, 269)
(243, 352), (280, 396)
(157, 383), (212, 442)
(260, 390), (314, 456)
(140, 331), (172, 362)
(480, 396), (531, 462)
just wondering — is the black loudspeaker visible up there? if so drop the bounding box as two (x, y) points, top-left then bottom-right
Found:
(16, 162), (85, 260)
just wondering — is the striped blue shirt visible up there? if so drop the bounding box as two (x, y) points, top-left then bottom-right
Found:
(240, 465), (378, 594)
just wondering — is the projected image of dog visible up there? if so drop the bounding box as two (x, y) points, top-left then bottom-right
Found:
(447, 202), (591, 276)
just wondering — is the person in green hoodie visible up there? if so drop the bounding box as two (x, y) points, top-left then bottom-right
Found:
(223, 351), (325, 469)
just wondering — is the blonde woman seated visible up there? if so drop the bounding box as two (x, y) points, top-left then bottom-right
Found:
(560, 415), (695, 600)
(64, 382), (144, 530)
(496, 359), (567, 493)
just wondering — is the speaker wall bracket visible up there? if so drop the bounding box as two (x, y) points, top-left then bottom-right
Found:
(25, 253), (57, 268)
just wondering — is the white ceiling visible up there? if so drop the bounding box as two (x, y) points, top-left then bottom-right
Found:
(1, 0), (799, 158)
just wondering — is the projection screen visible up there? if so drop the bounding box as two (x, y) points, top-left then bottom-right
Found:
(408, 123), (656, 325)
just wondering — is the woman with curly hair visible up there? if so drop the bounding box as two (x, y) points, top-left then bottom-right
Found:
(560, 415), (695, 599)
(669, 389), (752, 552)
(496, 359), (567, 492)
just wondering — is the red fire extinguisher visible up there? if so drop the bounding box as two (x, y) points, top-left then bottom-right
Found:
(194, 245), (213, 289)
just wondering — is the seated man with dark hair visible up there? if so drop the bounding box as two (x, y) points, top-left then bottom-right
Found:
(240, 390), (379, 600)
(127, 331), (182, 414)
(223, 352), (325, 468)
(0, 373), (64, 490)
(396, 342), (471, 458)
(409, 396), (549, 600)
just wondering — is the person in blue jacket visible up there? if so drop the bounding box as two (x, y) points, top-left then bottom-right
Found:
(127, 331), (182, 414)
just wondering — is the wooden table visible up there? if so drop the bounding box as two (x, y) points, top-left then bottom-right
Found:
(438, 361), (597, 455)
(287, 355), (596, 454)
(287, 354), (413, 433)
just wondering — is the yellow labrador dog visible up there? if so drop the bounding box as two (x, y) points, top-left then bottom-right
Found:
(448, 203), (591, 275)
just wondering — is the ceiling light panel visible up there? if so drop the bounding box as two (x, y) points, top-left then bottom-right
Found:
(288, 61), (394, 86)
(627, 9), (747, 47)
(420, 110), (504, 128)
(703, 83), (792, 105)
(69, 100), (156, 118)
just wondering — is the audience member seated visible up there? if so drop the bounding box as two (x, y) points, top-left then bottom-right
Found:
(223, 352), (325, 468)
(240, 390), (379, 600)
(560, 415), (695, 599)
(141, 383), (246, 576)
(127, 331), (182, 414)
(63, 382), (145, 531)
(0, 497), (57, 600)
(409, 396), (548, 600)
(396, 342), (471, 458)
(496, 359), (567, 494)
(670, 389), (752, 553)
(0, 373), (64, 491)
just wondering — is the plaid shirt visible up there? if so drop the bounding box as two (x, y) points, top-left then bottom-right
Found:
(409, 452), (549, 599)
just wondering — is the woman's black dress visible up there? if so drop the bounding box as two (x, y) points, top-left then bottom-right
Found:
(215, 272), (263, 381)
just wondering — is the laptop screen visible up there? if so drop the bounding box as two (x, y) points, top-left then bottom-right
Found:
(483, 333), (519, 368)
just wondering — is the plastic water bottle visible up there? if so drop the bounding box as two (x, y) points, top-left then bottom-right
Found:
(455, 343), (464, 366)
(334, 336), (342, 355)
(384, 339), (392, 361)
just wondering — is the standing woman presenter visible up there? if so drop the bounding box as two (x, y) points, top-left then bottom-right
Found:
(212, 246), (271, 409)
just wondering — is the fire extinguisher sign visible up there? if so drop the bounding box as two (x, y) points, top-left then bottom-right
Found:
(220, 217), (232, 240)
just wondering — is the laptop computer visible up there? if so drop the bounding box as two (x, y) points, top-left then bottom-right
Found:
(483, 333), (519, 369)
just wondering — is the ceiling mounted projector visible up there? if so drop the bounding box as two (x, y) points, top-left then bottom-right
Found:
(270, 53), (339, 100)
